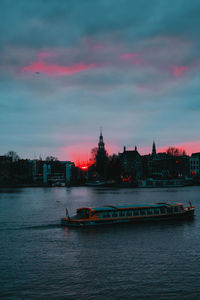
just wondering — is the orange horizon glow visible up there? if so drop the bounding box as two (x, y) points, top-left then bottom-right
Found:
(139, 140), (200, 156)
(58, 141), (120, 162)
(57, 140), (200, 162)
(76, 161), (94, 170)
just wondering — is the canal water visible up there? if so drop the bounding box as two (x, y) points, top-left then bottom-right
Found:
(0, 187), (200, 299)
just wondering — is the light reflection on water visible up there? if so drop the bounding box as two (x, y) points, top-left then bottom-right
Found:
(0, 186), (200, 299)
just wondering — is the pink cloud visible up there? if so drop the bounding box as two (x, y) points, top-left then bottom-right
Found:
(120, 53), (139, 60)
(22, 61), (95, 76)
(172, 65), (188, 77)
(91, 44), (104, 51)
(22, 51), (96, 76)
(137, 85), (147, 91)
(120, 52), (144, 66)
(38, 52), (52, 60)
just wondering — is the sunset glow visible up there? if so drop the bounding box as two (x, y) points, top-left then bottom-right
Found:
(76, 162), (92, 170)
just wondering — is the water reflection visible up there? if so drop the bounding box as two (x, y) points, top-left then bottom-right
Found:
(64, 226), (70, 239)
(0, 186), (200, 299)
(0, 188), (23, 194)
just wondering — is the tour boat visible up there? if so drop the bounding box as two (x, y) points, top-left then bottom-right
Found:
(61, 202), (195, 227)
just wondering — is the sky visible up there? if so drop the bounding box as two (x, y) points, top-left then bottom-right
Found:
(1, 0), (200, 163)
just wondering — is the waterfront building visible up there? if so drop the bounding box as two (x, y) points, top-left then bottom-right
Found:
(119, 146), (143, 178)
(148, 152), (189, 179)
(190, 152), (200, 176)
(0, 156), (12, 185)
(43, 163), (48, 184)
(66, 163), (72, 184)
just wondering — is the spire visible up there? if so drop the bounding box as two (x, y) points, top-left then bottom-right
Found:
(96, 128), (108, 179)
(152, 140), (156, 157)
(100, 126), (102, 137)
(98, 127), (105, 149)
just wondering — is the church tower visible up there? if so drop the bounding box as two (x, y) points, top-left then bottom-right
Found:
(96, 129), (108, 179)
(98, 128), (105, 153)
(152, 140), (156, 157)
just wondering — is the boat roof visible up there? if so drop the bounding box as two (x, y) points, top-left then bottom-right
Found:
(78, 203), (181, 212)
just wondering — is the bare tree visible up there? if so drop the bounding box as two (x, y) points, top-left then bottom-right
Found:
(90, 147), (98, 163)
(45, 156), (58, 162)
(166, 147), (186, 156)
(5, 151), (20, 162)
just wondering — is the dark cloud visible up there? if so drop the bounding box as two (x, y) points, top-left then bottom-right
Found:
(1, 0), (200, 48)
(1, 0), (200, 158)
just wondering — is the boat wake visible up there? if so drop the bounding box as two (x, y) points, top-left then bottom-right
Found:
(21, 223), (61, 230)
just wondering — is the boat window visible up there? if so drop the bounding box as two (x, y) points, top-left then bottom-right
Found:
(112, 211), (118, 217)
(154, 208), (160, 215)
(99, 212), (105, 218)
(160, 207), (166, 214)
(119, 210), (125, 217)
(77, 211), (84, 218)
(104, 212), (111, 218)
(127, 210), (132, 216)
(77, 209), (89, 218)
(147, 208), (153, 215)
(140, 209), (146, 216)
(167, 207), (173, 214)
(133, 209), (139, 216)
(99, 212), (110, 218)
(174, 206), (179, 213)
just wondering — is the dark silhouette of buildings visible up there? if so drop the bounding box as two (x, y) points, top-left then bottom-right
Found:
(152, 140), (156, 157)
(1, 138), (200, 187)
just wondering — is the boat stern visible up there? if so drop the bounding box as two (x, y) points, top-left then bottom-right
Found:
(61, 217), (71, 226)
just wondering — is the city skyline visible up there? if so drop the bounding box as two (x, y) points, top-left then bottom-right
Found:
(1, 0), (200, 162)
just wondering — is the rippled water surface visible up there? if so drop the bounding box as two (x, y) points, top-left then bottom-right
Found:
(0, 187), (200, 299)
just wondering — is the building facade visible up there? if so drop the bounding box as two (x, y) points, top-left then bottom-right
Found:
(190, 153), (200, 176)
(119, 146), (143, 179)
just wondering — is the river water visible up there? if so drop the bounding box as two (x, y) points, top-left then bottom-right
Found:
(0, 186), (200, 299)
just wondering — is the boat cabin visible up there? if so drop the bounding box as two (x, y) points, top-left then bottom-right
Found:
(61, 202), (194, 226)
(75, 203), (185, 219)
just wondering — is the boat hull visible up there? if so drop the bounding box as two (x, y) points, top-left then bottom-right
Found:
(61, 209), (194, 227)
